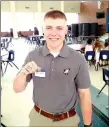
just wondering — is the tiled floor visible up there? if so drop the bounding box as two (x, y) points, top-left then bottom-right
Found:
(1, 38), (109, 126)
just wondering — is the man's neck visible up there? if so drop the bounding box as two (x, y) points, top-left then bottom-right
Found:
(47, 43), (64, 53)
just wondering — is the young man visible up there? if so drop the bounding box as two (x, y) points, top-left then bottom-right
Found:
(13, 10), (92, 127)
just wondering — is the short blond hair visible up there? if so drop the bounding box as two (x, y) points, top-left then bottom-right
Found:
(44, 10), (67, 21)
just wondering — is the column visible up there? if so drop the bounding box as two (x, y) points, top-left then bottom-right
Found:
(33, 1), (37, 28)
(37, 1), (43, 35)
(10, 1), (18, 38)
(61, 1), (64, 12)
(98, 0), (101, 9)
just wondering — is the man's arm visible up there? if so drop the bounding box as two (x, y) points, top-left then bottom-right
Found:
(13, 61), (41, 93)
(78, 88), (92, 126)
(13, 68), (31, 93)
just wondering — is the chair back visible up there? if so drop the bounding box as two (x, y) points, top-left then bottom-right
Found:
(103, 68), (109, 83)
(85, 51), (95, 61)
(32, 36), (40, 45)
(26, 36), (31, 41)
(7, 37), (12, 43)
(8, 50), (14, 61)
(1, 37), (12, 50)
(32, 37), (37, 41)
(36, 37), (40, 45)
(99, 50), (109, 61)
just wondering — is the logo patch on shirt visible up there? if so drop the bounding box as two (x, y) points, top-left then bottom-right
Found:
(63, 68), (70, 75)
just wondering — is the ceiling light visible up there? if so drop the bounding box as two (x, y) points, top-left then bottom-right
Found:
(50, 7), (54, 10)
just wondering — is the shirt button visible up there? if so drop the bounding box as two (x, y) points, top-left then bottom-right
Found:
(52, 61), (54, 63)
(52, 69), (53, 71)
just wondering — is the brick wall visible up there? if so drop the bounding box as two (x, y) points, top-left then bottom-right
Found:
(78, 1), (109, 35)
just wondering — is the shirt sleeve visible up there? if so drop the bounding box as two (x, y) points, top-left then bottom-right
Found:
(21, 52), (32, 82)
(75, 55), (91, 89)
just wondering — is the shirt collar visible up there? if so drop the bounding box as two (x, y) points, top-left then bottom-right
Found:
(42, 43), (69, 58)
(58, 44), (70, 58)
(42, 44), (50, 56)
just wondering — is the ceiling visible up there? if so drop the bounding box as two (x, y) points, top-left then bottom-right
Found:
(1, 1), (81, 13)
(1, 1), (10, 12)
(41, 1), (61, 12)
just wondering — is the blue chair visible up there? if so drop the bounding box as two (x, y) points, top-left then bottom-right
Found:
(7, 37), (13, 46)
(25, 36), (32, 44)
(1, 50), (19, 76)
(32, 36), (41, 47)
(41, 40), (45, 46)
(97, 68), (109, 97)
(1, 37), (12, 51)
(99, 50), (109, 63)
(32, 36), (37, 45)
(39, 36), (44, 39)
(85, 51), (95, 66)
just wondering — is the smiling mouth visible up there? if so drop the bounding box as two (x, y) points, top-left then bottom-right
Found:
(49, 38), (59, 41)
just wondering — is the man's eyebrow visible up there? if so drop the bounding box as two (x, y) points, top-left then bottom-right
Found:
(56, 26), (64, 27)
(45, 26), (64, 28)
(46, 26), (52, 27)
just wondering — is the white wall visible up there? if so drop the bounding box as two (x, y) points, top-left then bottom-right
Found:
(1, 12), (13, 32)
(16, 12), (34, 31)
(1, 1), (79, 34)
(1, 12), (78, 34)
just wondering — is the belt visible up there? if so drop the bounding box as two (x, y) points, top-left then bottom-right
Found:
(34, 105), (76, 121)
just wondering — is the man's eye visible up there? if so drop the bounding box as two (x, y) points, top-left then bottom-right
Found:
(46, 27), (51, 29)
(58, 28), (62, 30)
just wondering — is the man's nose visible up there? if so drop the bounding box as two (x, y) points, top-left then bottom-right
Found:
(51, 29), (58, 36)
(51, 34), (57, 37)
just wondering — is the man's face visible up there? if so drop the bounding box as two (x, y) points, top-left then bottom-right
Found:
(43, 18), (68, 49)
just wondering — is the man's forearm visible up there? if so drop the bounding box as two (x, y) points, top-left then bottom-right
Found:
(79, 90), (92, 125)
(80, 99), (92, 125)
(13, 71), (28, 93)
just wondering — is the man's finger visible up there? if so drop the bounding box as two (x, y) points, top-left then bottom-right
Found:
(31, 61), (38, 69)
(31, 61), (41, 72)
(37, 66), (41, 71)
